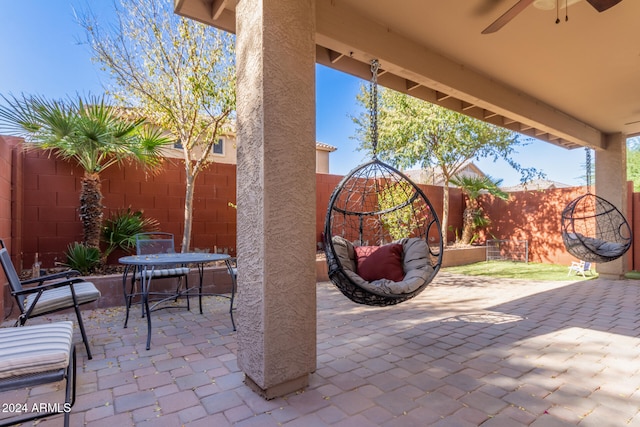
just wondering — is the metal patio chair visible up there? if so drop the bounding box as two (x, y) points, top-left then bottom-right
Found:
(0, 321), (76, 427)
(0, 240), (100, 359)
(122, 232), (191, 328)
(224, 257), (237, 331)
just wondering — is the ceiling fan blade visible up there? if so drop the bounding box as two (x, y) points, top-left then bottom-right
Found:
(474, 0), (508, 16)
(585, 0), (622, 12)
(482, 0), (535, 34)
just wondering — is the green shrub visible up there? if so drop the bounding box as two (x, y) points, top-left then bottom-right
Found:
(102, 208), (159, 257)
(378, 181), (422, 241)
(64, 242), (101, 275)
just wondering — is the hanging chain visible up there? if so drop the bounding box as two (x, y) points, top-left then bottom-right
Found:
(369, 59), (380, 157)
(585, 147), (592, 192)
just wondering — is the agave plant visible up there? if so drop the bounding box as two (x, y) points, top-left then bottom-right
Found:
(102, 208), (159, 257)
(63, 242), (101, 275)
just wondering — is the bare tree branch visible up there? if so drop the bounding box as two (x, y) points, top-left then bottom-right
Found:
(78, 0), (236, 251)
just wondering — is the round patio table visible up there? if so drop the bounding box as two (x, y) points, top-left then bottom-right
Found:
(119, 252), (230, 350)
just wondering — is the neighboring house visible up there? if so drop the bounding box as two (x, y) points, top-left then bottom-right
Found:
(162, 134), (337, 174)
(315, 142), (337, 173)
(404, 163), (573, 192)
(404, 162), (486, 186)
(501, 179), (572, 192)
(162, 133), (238, 165)
(116, 107), (337, 173)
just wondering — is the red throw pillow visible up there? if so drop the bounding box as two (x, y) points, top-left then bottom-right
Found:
(355, 244), (404, 282)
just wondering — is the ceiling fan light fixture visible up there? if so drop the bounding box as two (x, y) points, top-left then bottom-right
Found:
(533, 0), (581, 10)
(482, 0), (622, 34)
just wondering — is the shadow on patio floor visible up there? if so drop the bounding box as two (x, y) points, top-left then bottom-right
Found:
(2, 272), (640, 426)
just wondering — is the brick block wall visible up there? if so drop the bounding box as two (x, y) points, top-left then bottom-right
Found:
(0, 138), (13, 245)
(479, 187), (587, 264)
(315, 173), (464, 249)
(18, 154), (465, 267)
(20, 151), (239, 268)
(316, 173), (342, 247)
(0, 136), (25, 319)
(0, 137), (13, 318)
(5, 143), (639, 274)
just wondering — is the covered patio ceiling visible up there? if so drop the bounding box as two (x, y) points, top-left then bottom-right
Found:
(175, 0), (640, 151)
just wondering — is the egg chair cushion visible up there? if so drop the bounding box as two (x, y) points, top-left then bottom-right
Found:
(583, 238), (626, 257)
(570, 233), (626, 257)
(563, 231), (629, 261)
(332, 236), (433, 296)
(355, 244), (404, 282)
(332, 236), (357, 272)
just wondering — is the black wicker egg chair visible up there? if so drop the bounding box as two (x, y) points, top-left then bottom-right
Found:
(561, 148), (632, 263)
(561, 193), (632, 263)
(323, 158), (443, 306)
(323, 59), (443, 306)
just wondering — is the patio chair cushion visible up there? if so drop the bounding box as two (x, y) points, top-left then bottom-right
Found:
(141, 267), (190, 278)
(24, 282), (100, 316)
(0, 321), (73, 379)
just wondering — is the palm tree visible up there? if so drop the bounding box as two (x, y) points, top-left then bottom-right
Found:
(0, 94), (171, 249)
(450, 175), (509, 245)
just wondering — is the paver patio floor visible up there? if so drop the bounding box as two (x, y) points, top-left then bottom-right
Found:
(2, 272), (640, 426)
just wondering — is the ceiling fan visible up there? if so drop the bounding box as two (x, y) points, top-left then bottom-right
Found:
(481, 0), (623, 34)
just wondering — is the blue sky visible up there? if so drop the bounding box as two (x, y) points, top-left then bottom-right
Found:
(0, 0), (586, 186)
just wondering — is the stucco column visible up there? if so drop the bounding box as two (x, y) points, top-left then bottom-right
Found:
(235, 0), (317, 398)
(595, 132), (629, 278)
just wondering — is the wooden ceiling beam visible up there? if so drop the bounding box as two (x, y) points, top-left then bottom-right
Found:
(406, 80), (420, 91)
(313, 0), (604, 150)
(461, 101), (476, 111)
(436, 91), (451, 101)
(328, 49), (345, 64)
(211, 0), (230, 21)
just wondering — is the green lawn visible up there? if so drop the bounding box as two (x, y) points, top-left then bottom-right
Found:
(442, 261), (598, 281)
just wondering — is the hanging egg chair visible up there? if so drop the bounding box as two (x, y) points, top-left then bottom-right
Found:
(561, 148), (632, 263)
(323, 60), (443, 307)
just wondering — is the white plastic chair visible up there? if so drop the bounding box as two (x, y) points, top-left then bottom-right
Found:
(567, 260), (593, 277)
